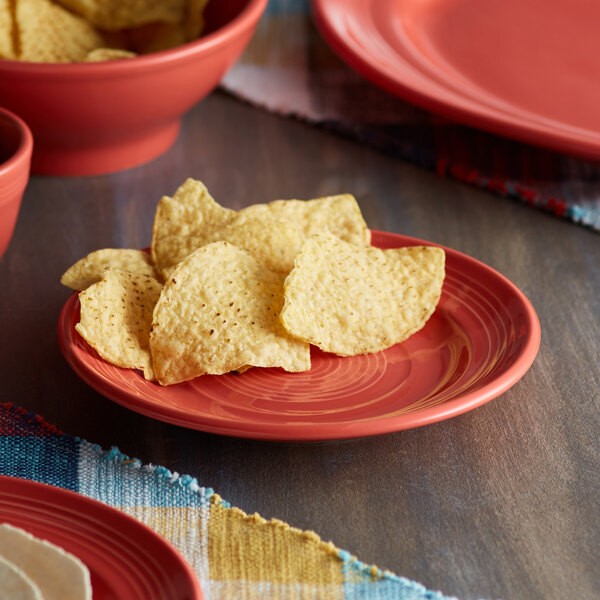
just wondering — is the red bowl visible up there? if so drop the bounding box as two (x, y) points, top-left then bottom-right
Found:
(0, 107), (33, 259)
(0, 0), (267, 176)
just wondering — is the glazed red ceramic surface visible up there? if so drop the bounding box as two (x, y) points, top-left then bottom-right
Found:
(0, 107), (32, 259)
(313, 0), (600, 160)
(0, 476), (203, 599)
(0, 0), (267, 176)
(58, 232), (540, 441)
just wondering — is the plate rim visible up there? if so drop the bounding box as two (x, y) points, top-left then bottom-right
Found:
(311, 0), (600, 160)
(57, 230), (541, 441)
(0, 475), (203, 600)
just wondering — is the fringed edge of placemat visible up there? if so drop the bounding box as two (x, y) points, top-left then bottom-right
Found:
(0, 403), (469, 599)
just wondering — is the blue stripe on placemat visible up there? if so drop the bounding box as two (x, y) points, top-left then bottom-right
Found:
(0, 434), (79, 491)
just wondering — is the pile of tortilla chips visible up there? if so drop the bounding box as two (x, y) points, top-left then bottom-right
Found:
(61, 179), (446, 386)
(0, 0), (208, 62)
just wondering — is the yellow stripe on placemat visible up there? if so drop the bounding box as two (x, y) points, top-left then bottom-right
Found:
(208, 494), (345, 593)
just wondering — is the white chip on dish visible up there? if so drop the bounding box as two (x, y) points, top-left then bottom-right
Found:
(0, 523), (92, 600)
(0, 555), (43, 600)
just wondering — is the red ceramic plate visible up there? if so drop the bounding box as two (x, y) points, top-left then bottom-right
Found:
(58, 231), (540, 441)
(313, 0), (600, 160)
(0, 476), (203, 600)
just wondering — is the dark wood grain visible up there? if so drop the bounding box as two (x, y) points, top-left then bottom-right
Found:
(0, 91), (598, 600)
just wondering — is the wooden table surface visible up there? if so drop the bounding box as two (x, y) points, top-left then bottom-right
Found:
(1, 92), (598, 600)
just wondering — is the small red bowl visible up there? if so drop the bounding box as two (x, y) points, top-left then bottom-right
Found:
(0, 107), (33, 259)
(0, 0), (266, 176)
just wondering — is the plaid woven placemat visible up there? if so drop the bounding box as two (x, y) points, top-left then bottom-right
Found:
(221, 0), (600, 232)
(0, 403), (464, 600)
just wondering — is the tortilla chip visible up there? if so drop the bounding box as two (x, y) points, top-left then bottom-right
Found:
(60, 248), (157, 291)
(0, 556), (43, 600)
(150, 241), (311, 385)
(280, 232), (445, 356)
(75, 269), (162, 380)
(211, 213), (305, 275)
(17, 0), (105, 62)
(151, 178), (234, 280)
(249, 194), (371, 246)
(0, 523), (92, 600)
(0, 0), (16, 59)
(184, 0), (208, 41)
(84, 47), (136, 61)
(52, 0), (186, 31)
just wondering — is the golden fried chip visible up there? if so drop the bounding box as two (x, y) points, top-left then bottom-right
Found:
(280, 232), (445, 356)
(60, 248), (157, 291)
(151, 179), (370, 280)
(150, 241), (311, 385)
(250, 194), (371, 246)
(75, 269), (162, 380)
(84, 47), (137, 61)
(17, 0), (105, 63)
(52, 0), (186, 31)
(211, 213), (305, 275)
(184, 0), (209, 41)
(0, 0), (16, 60)
(151, 178), (234, 280)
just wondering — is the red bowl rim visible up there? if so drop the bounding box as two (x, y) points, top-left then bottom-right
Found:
(0, 106), (33, 178)
(0, 0), (268, 74)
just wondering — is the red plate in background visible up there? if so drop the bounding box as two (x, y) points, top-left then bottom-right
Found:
(58, 231), (540, 442)
(313, 0), (600, 160)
